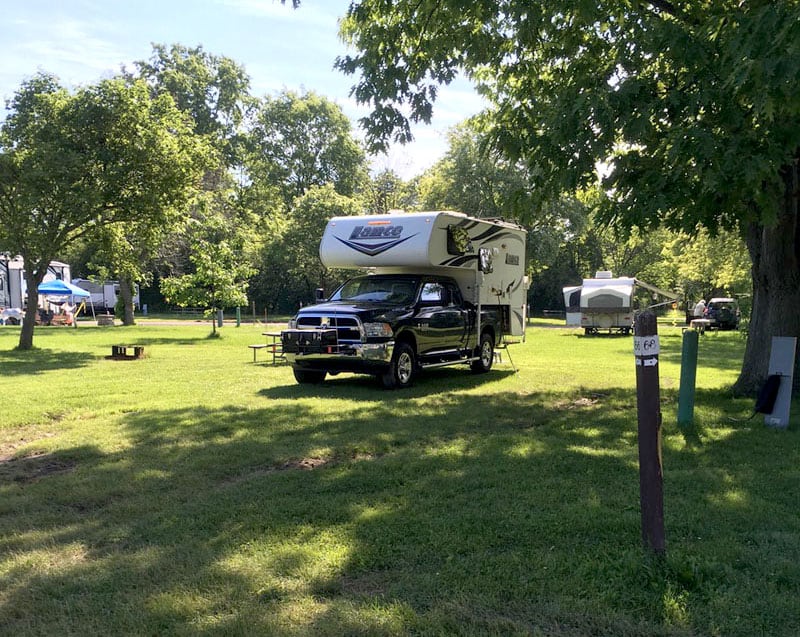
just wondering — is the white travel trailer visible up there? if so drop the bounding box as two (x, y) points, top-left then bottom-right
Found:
(0, 255), (71, 310)
(71, 279), (140, 313)
(283, 211), (528, 387)
(563, 271), (677, 335)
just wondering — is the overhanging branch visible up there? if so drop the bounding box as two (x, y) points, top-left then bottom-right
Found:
(648, 0), (680, 18)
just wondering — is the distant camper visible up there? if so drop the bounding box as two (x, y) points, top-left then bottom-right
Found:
(563, 271), (678, 335)
(0, 255), (71, 310)
(71, 279), (140, 313)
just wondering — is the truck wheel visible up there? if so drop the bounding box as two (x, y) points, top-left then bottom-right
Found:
(471, 332), (494, 373)
(293, 368), (327, 384)
(382, 342), (415, 389)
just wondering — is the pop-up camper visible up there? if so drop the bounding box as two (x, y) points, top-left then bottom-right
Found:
(283, 211), (528, 387)
(563, 271), (677, 335)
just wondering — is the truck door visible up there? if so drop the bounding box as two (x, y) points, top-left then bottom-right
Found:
(415, 280), (468, 357)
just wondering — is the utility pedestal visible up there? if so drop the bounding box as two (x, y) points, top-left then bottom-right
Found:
(765, 336), (796, 429)
(677, 329), (699, 428)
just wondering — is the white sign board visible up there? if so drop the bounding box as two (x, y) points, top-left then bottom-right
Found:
(765, 336), (796, 429)
(634, 336), (660, 356)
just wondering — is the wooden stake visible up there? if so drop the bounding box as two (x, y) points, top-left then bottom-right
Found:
(634, 311), (665, 554)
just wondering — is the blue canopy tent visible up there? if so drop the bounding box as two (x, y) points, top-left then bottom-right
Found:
(37, 279), (90, 298)
(37, 279), (93, 325)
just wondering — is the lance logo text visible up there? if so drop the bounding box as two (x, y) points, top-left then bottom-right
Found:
(335, 224), (416, 256)
(349, 225), (403, 239)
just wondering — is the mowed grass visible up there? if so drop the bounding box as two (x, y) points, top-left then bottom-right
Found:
(0, 320), (797, 636)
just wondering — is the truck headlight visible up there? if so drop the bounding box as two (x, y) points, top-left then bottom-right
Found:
(363, 322), (393, 338)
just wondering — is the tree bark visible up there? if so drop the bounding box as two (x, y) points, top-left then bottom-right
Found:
(734, 157), (800, 395)
(119, 277), (136, 326)
(18, 264), (47, 350)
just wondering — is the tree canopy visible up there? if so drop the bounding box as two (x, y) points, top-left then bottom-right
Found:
(0, 73), (207, 348)
(338, 1), (800, 229)
(134, 43), (252, 163)
(160, 209), (255, 336)
(247, 90), (366, 208)
(337, 0), (800, 392)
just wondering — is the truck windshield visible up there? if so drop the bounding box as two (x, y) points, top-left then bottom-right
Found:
(331, 276), (419, 304)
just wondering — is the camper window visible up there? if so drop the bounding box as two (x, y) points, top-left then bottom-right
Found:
(568, 289), (581, 311)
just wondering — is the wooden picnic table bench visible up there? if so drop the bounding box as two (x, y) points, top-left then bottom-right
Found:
(689, 318), (712, 335)
(249, 332), (285, 364)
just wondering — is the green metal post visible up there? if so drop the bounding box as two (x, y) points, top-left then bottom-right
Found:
(236, 306), (241, 327)
(677, 330), (699, 427)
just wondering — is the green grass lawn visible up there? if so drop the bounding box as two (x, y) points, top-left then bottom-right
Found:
(0, 320), (797, 636)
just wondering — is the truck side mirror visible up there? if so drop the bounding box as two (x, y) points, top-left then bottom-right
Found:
(315, 288), (325, 302)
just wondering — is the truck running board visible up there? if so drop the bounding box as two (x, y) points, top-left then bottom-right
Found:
(419, 357), (479, 370)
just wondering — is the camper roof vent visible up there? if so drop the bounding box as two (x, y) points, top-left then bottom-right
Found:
(595, 271), (613, 279)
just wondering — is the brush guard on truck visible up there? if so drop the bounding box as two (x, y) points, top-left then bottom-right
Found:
(281, 327), (394, 367)
(282, 328), (340, 355)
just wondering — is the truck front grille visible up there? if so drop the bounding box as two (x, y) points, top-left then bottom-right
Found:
(295, 314), (362, 342)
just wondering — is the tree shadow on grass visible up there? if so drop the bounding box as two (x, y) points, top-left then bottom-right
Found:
(106, 335), (213, 347)
(1, 383), (797, 635)
(649, 330), (746, 376)
(259, 367), (519, 398)
(0, 349), (94, 375)
(0, 445), (104, 484)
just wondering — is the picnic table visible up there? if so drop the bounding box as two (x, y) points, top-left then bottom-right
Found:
(689, 318), (712, 335)
(249, 331), (285, 364)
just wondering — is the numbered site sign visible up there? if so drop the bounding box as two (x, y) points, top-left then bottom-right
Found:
(634, 335), (660, 367)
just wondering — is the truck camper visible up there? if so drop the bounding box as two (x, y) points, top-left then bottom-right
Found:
(563, 271), (677, 335)
(282, 211), (528, 388)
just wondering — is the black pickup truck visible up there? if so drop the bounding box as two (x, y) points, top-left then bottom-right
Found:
(281, 273), (503, 388)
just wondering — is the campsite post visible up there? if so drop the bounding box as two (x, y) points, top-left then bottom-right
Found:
(633, 310), (665, 554)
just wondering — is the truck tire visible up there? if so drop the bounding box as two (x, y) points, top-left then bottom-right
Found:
(471, 332), (494, 373)
(382, 342), (415, 389)
(293, 368), (326, 384)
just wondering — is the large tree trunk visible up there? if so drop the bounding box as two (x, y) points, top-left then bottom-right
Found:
(119, 277), (136, 326)
(734, 158), (800, 395)
(18, 265), (47, 350)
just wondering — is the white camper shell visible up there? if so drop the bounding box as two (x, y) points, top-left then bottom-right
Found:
(320, 211), (529, 336)
(563, 271), (677, 335)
